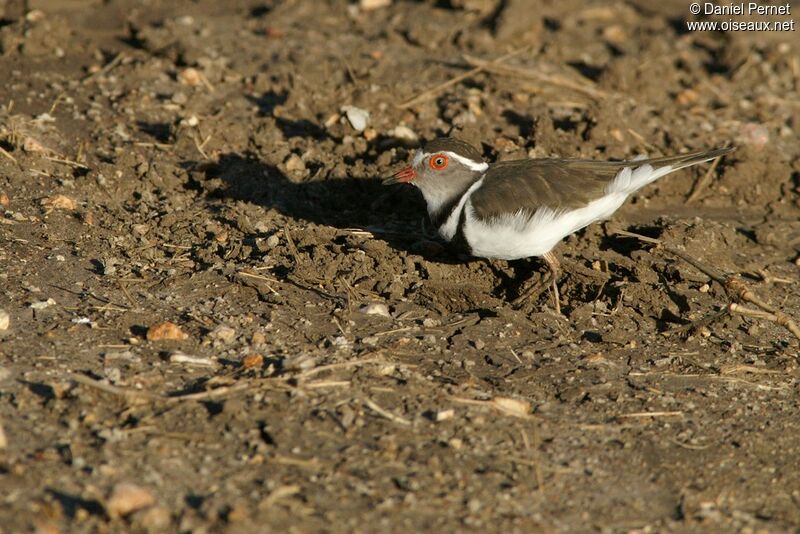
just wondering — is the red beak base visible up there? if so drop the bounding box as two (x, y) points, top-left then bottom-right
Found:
(383, 167), (416, 185)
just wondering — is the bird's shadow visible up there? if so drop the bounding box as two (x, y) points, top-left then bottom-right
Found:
(184, 152), (469, 263)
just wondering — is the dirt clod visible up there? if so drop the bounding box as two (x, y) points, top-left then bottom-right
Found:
(106, 483), (156, 518)
(146, 322), (189, 341)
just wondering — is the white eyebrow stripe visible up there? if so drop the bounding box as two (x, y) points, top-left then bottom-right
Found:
(415, 150), (488, 172)
(445, 151), (488, 172)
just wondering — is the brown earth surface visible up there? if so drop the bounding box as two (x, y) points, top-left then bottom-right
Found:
(1, 0), (800, 532)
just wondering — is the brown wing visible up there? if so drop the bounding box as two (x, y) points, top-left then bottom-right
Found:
(470, 148), (733, 220)
(470, 159), (619, 220)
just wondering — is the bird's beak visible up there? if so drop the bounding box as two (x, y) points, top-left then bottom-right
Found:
(383, 167), (416, 185)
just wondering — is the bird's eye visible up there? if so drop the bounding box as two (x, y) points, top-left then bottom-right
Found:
(429, 154), (449, 170)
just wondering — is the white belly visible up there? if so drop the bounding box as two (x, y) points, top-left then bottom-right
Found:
(462, 192), (629, 260)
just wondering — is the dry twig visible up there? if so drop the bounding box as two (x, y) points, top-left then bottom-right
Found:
(686, 153), (724, 203)
(616, 229), (800, 340)
(463, 54), (609, 100)
(399, 47), (528, 109)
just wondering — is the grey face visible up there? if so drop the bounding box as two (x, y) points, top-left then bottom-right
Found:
(401, 149), (487, 218)
(412, 151), (480, 214)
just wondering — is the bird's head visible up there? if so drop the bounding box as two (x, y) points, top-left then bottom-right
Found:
(384, 138), (487, 215)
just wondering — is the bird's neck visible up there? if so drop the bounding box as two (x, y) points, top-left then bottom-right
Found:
(419, 173), (483, 228)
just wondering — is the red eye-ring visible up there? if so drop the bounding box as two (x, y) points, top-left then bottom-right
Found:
(429, 154), (449, 170)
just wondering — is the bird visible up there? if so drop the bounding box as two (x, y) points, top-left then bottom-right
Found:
(383, 138), (734, 313)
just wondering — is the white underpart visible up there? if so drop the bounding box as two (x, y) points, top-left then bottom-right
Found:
(439, 178), (485, 240)
(462, 163), (675, 260)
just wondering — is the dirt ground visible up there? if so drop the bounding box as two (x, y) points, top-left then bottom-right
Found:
(1, 0), (799, 531)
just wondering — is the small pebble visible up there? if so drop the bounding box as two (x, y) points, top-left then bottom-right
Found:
(736, 122), (769, 148)
(40, 195), (77, 211)
(359, 302), (391, 318)
(472, 339), (485, 350)
(341, 105), (370, 132)
(436, 409), (455, 422)
(132, 505), (171, 532)
(30, 298), (56, 310)
(251, 331), (267, 345)
(360, 0), (391, 9)
(266, 234), (280, 248)
(178, 67), (203, 86)
(107, 483), (156, 518)
(209, 324), (236, 343)
(389, 125), (418, 143)
(146, 321), (189, 341)
(0, 192), (9, 208)
(422, 317), (440, 328)
(242, 353), (264, 369)
(0, 421), (7, 449)
(0, 310), (9, 330)
(284, 153), (306, 172)
(490, 397), (530, 418)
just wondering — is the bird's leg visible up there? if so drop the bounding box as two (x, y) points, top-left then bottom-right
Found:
(543, 251), (561, 314)
(511, 251), (561, 313)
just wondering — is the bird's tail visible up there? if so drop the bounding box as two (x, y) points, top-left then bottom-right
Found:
(607, 147), (735, 195)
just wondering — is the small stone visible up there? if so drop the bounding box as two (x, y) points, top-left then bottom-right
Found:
(146, 321), (189, 341)
(359, 302), (391, 318)
(284, 153), (306, 173)
(251, 331), (267, 345)
(171, 92), (188, 105)
(435, 409), (455, 422)
(472, 339), (485, 350)
(30, 298), (56, 310)
(361, 335), (379, 346)
(132, 224), (149, 236)
(106, 483), (156, 518)
(676, 88), (699, 106)
(178, 67), (203, 86)
(0, 421), (7, 448)
(362, 127), (378, 141)
(602, 24), (627, 45)
(0, 192), (9, 208)
(737, 122), (769, 149)
(266, 234), (280, 248)
(341, 105), (370, 132)
(209, 324), (236, 343)
(490, 397), (530, 418)
(41, 195), (77, 211)
(132, 505), (171, 532)
(389, 125), (418, 143)
(360, 0), (391, 9)
(422, 317), (440, 328)
(0, 310), (8, 330)
(242, 353), (264, 369)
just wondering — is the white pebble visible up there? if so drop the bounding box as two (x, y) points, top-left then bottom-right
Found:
(30, 298), (56, 310)
(341, 105), (370, 132)
(389, 125), (418, 142)
(0, 310), (8, 330)
(359, 302), (391, 318)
